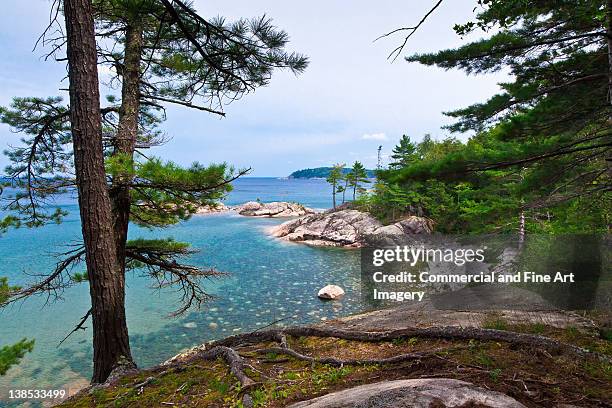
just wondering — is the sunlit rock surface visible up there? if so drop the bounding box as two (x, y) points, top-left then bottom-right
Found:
(287, 378), (526, 408)
(270, 209), (433, 247)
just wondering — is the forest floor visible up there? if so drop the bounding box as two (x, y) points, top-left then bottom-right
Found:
(58, 305), (611, 408)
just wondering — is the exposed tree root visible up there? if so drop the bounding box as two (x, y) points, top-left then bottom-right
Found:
(255, 346), (453, 367)
(174, 345), (255, 407)
(211, 325), (610, 363)
(66, 322), (609, 408)
(197, 346), (254, 386)
(118, 323), (609, 407)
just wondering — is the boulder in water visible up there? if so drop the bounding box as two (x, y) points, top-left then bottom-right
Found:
(317, 285), (345, 300)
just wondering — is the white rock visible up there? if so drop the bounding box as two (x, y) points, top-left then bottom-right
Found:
(317, 285), (345, 300)
(208, 322), (219, 330)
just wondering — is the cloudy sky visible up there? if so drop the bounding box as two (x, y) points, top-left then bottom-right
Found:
(0, 1), (505, 176)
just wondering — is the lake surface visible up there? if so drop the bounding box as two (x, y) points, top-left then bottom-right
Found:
(0, 178), (367, 404)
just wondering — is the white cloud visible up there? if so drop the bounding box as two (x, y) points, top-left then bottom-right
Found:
(361, 132), (387, 141)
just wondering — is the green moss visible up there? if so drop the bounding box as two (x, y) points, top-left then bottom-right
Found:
(489, 368), (502, 382)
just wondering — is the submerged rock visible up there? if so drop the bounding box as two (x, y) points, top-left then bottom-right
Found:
(269, 209), (433, 247)
(287, 378), (526, 408)
(235, 201), (316, 217)
(317, 285), (345, 300)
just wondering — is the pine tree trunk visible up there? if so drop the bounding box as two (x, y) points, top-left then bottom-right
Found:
(332, 184), (336, 209)
(607, 0), (612, 111)
(63, 0), (134, 383)
(110, 23), (143, 274)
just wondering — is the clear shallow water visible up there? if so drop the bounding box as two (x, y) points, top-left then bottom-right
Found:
(0, 178), (367, 403)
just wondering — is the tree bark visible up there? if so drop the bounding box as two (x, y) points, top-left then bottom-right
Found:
(63, 0), (134, 383)
(110, 22), (143, 274)
(332, 184), (336, 208)
(607, 0), (612, 110)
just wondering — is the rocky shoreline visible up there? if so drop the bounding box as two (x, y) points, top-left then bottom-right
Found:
(197, 201), (434, 247)
(269, 207), (434, 248)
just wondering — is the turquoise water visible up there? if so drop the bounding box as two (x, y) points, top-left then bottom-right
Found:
(0, 178), (365, 403)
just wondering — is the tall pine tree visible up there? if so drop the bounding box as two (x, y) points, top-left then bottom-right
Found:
(389, 135), (416, 169)
(0, 0), (307, 383)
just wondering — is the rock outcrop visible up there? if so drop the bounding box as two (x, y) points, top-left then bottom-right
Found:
(269, 209), (433, 247)
(287, 379), (526, 408)
(234, 201), (315, 217)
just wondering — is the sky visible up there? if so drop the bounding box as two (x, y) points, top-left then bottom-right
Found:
(0, 0), (506, 176)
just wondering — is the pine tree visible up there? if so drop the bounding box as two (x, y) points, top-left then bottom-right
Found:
(348, 161), (370, 200)
(0, 0), (307, 383)
(64, 0), (135, 381)
(389, 135), (416, 169)
(326, 164), (345, 209)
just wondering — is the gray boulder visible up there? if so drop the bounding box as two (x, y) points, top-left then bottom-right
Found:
(287, 378), (526, 408)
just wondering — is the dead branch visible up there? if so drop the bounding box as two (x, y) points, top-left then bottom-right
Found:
(375, 0), (444, 62)
(4, 247), (86, 306)
(142, 94), (225, 117)
(58, 308), (92, 346)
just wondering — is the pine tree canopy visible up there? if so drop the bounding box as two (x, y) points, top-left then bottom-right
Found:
(0, 338), (34, 376)
(381, 0), (611, 229)
(389, 135), (416, 168)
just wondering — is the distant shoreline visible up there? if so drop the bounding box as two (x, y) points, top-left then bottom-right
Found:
(288, 167), (376, 179)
